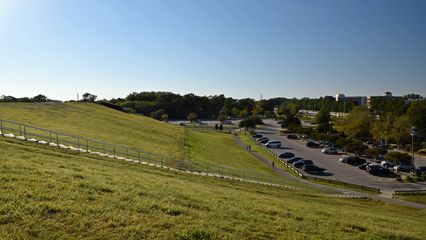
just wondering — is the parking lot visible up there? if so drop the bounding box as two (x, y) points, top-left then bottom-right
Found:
(258, 120), (426, 191)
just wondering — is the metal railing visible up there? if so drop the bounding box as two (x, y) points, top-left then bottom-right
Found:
(0, 119), (288, 186)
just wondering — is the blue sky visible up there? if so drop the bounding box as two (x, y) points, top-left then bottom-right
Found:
(0, 0), (425, 100)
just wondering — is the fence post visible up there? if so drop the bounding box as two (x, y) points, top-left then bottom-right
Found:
(19, 125), (22, 136)
(77, 137), (80, 149)
(103, 143), (105, 154)
(160, 157), (163, 166)
(113, 145), (116, 157)
(221, 167), (224, 178)
(126, 148), (129, 159)
(206, 164), (209, 175)
(148, 153), (151, 164)
(56, 133), (59, 146)
(86, 139), (89, 152)
(23, 126), (26, 139)
(49, 131), (52, 143)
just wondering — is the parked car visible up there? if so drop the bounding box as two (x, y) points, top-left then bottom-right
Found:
(286, 157), (303, 164)
(358, 162), (370, 170)
(252, 134), (263, 138)
(394, 164), (414, 172)
(287, 134), (298, 140)
(381, 161), (394, 169)
(306, 141), (320, 148)
(366, 164), (390, 175)
(259, 139), (270, 144)
(339, 156), (366, 166)
(294, 159), (314, 168)
(303, 164), (325, 174)
(257, 137), (268, 142)
(265, 140), (282, 148)
(279, 152), (295, 159)
(321, 148), (338, 155)
(411, 166), (426, 176)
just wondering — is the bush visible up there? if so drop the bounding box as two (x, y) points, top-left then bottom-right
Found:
(385, 152), (412, 165)
(366, 147), (387, 158)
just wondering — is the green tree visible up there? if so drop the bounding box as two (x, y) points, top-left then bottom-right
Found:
(336, 107), (372, 139)
(391, 115), (411, 148)
(371, 112), (397, 145)
(406, 100), (426, 129)
(161, 113), (169, 122)
(149, 109), (166, 120)
(187, 112), (198, 123)
(239, 117), (257, 131)
(217, 114), (226, 124)
(82, 93), (97, 102)
(315, 108), (331, 133)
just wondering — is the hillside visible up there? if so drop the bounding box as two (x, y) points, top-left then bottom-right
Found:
(0, 137), (425, 239)
(0, 102), (185, 159)
(0, 102), (287, 181)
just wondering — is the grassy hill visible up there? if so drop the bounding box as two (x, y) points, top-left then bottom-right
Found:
(0, 102), (185, 159)
(1, 137), (425, 239)
(0, 102), (288, 182)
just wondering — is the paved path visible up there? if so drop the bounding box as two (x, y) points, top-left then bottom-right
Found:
(232, 133), (426, 209)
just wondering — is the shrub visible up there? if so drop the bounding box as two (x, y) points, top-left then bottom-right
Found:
(385, 152), (412, 165)
(366, 147), (387, 158)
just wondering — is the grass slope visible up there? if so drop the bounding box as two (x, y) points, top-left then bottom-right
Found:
(184, 130), (285, 179)
(0, 102), (291, 180)
(0, 102), (184, 159)
(0, 137), (425, 239)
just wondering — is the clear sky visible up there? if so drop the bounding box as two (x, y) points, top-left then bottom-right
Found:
(0, 0), (425, 100)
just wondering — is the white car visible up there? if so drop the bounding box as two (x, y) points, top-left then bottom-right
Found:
(265, 140), (282, 148)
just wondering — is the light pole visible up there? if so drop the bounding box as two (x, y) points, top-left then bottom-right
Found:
(410, 127), (426, 166)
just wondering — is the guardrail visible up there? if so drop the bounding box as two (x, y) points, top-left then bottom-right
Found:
(394, 190), (426, 195)
(0, 118), (288, 186)
(250, 136), (381, 193)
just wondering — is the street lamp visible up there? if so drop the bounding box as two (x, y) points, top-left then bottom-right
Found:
(410, 127), (426, 166)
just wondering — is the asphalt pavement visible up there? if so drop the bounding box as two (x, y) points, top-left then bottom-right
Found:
(259, 119), (426, 191)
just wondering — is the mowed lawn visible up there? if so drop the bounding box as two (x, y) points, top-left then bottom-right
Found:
(0, 138), (425, 239)
(0, 102), (295, 180)
(184, 130), (292, 182)
(0, 102), (185, 159)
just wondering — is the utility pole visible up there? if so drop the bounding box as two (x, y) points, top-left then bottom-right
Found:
(77, 93), (79, 101)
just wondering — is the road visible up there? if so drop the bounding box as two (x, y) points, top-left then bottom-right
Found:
(259, 119), (426, 191)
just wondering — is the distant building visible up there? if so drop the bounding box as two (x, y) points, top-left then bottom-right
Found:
(367, 92), (403, 109)
(335, 93), (367, 106)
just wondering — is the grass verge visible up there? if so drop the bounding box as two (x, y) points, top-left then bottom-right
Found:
(0, 137), (425, 239)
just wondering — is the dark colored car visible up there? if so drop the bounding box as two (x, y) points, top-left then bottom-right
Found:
(366, 164), (390, 175)
(294, 159), (314, 168)
(279, 152), (295, 159)
(252, 134), (263, 138)
(303, 164), (325, 174)
(259, 139), (270, 144)
(339, 156), (367, 166)
(257, 137), (268, 142)
(411, 166), (426, 176)
(306, 141), (320, 148)
(358, 163), (370, 170)
(286, 157), (303, 164)
(287, 134), (298, 140)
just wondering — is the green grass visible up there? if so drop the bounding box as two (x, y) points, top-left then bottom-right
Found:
(0, 103), (275, 176)
(394, 193), (426, 205)
(184, 130), (291, 183)
(0, 102), (185, 159)
(0, 137), (425, 239)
